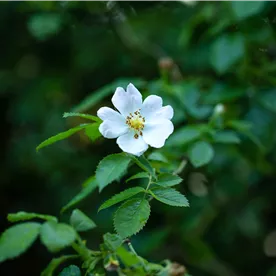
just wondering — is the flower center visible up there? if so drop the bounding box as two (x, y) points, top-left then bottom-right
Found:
(125, 110), (145, 139)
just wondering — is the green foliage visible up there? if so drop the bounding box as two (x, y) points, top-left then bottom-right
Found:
(27, 13), (63, 41)
(36, 124), (89, 151)
(155, 173), (183, 187)
(103, 233), (123, 251)
(40, 222), (76, 252)
(213, 131), (241, 144)
(148, 152), (169, 163)
(0, 223), (41, 262)
(96, 153), (132, 191)
(231, 1), (266, 20)
(85, 123), (102, 142)
(99, 187), (145, 211)
(63, 112), (101, 123)
(61, 176), (98, 213)
(41, 255), (78, 276)
(149, 187), (189, 207)
(211, 34), (245, 74)
(126, 172), (149, 183)
(7, 211), (57, 223)
(59, 265), (81, 276)
(188, 141), (215, 167)
(167, 125), (202, 147)
(70, 209), (96, 232)
(114, 199), (151, 238)
(129, 155), (156, 177)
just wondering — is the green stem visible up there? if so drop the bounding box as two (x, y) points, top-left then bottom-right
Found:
(145, 175), (152, 192)
(127, 241), (147, 271)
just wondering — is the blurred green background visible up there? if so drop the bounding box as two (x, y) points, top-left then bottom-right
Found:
(1, 1), (276, 275)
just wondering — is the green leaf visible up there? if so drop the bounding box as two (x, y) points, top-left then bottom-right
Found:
(70, 209), (96, 232)
(213, 131), (241, 144)
(114, 198), (150, 238)
(155, 173), (183, 187)
(59, 265), (81, 276)
(96, 153), (132, 192)
(103, 233), (123, 251)
(129, 155), (155, 177)
(188, 141), (214, 167)
(61, 176), (98, 213)
(40, 221), (76, 252)
(116, 247), (141, 267)
(167, 125), (202, 147)
(8, 211), (57, 223)
(72, 78), (145, 112)
(85, 123), (101, 142)
(99, 187), (145, 212)
(36, 124), (89, 151)
(41, 255), (78, 276)
(231, 1), (266, 20)
(0, 222), (41, 262)
(149, 187), (189, 207)
(63, 112), (101, 123)
(126, 172), (149, 183)
(148, 152), (168, 163)
(211, 34), (245, 74)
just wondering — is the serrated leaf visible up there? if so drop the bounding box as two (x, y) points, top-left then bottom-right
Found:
(96, 153), (132, 192)
(213, 131), (240, 144)
(63, 112), (101, 123)
(40, 221), (76, 252)
(148, 152), (168, 163)
(114, 198), (150, 238)
(126, 172), (149, 183)
(155, 173), (183, 187)
(59, 265), (81, 276)
(72, 78), (145, 112)
(8, 211), (57, 223)
(70, 209), (96, 232)
(85, 123), (101, 142)
(0, 222), (41, 262)
(149, 187), (189, 207)
(41, 255), (78, 276)
(99, 187), (145, 212)
(36, 124), (89, 151)
(61, 176), (97, 213)
(188, 141), (214, 167)
(103, 233), (123, 251)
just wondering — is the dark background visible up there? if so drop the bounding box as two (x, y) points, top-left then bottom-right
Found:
(1, 1), (276, 276)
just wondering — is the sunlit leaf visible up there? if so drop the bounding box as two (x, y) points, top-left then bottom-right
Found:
(36, 124), (89, 151)
(155, 173), (183, 187)
(40, 221), (76, 252)
(70, 209), (96, 232)
(126, 172), (149, 183)
(96, 153), (132, 192)
(149, 187), (189, 207)
(8, 211), (57, 223)
(0, 223), (41, 262)
(114, 198), (150, 238)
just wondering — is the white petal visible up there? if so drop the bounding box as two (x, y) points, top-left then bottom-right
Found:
(112, 84), (142, 117)
(97, 106), (125, 121)
(141, 95), (163, 120)
(117, 131), (148, 156)
(155, 105), (174, 120)
(143, 119), (174, 148)
(99, 119), (128, 139)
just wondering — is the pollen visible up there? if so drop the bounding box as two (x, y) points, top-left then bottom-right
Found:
(126, 109), (145, 138)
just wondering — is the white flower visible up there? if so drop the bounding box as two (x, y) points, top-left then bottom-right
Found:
(97, 83), (174, 156)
